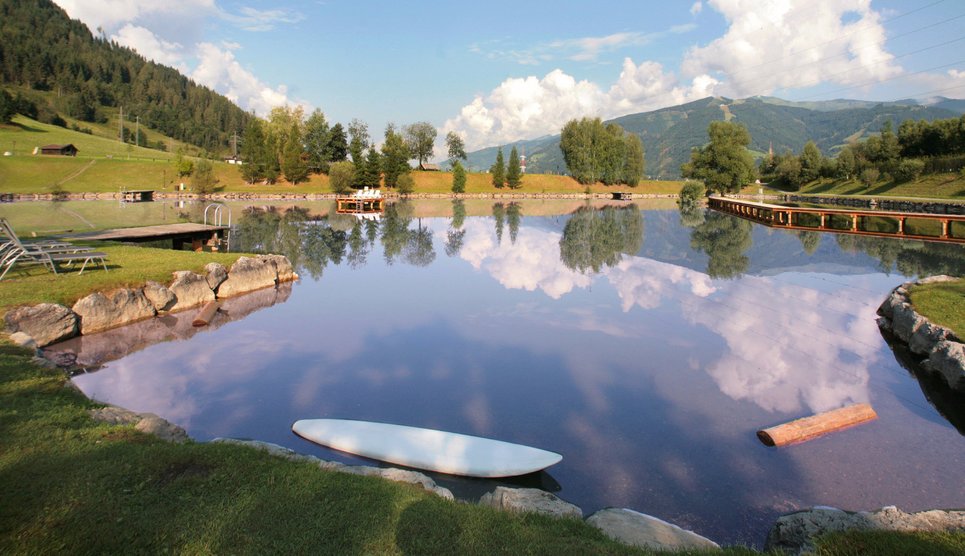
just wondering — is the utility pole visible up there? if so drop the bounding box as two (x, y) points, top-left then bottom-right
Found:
(135, 116), (140, 147)
(231, 132), (238, 158)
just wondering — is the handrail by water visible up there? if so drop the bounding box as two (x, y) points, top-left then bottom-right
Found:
(203, 203), (232, 228)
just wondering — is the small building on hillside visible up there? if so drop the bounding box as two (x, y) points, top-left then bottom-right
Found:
(419, 162), (440, 171)
(39, 144), (78, 156)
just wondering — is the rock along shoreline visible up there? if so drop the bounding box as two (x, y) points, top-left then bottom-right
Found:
(876, 275), (965, 390)
(5, 264), (964, 552)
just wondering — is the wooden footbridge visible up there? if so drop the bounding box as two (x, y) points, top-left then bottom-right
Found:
(708, 196), (965, 244)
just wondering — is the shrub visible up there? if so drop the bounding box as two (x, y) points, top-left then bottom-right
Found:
(329, 161), (354, 194)
(678, 180), (706, 208)
(859, 167), (880, 187)
(397, 173), (415, 195)
(893, 159), (925, 183)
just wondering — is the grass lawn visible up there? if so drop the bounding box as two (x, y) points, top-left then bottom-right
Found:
(766, 173), (965, 200)
(908, 278), (965, 339)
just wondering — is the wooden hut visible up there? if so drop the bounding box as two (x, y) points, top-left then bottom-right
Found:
(39, 144), (78, 156)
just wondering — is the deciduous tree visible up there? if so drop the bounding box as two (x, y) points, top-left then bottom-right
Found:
(405, 122), (437, 165)
(304, 109), (331, 174)
(446, 131), (467, 163)
(682, 121), (756, 195)
(381, 124), (411, 188)
(329, 161), (354, 194)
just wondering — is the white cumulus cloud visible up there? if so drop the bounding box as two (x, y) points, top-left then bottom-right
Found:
(444, 59), (718, 151)
(681, 0), (901, 97)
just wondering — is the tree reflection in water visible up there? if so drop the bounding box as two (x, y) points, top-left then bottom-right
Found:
(558, 205), (644, 273)
(506, 202), (522, 245)
(689, 212), (753, 279)
(836, 234), (965, 277)
(493, 202), (506, 245)
(445, 200), (467, 258)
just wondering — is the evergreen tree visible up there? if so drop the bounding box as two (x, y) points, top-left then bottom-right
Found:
(348, 119), (369, 164)
(240, 118), (266, 184)
(451, 160), (466, 193)
(281, 123), (308, 184)
(0, 90), (14, 123)
(800, 140), (822, 183)
(381, 124), (411, 188)
(359, 145), (382, 187)
(506, 202), (522, 244)
(191, 158), (216, 195)
(304, 109), (331, 174)
(491, 148), (505, 188)
(507, 146), (522, 189)
(328, 123), (349, 163)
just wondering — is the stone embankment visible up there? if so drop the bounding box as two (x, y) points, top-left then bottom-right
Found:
(876, 275), (965, 390)
(4, 254), (297, 348)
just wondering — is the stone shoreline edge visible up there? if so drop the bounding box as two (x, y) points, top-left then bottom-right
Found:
(875, 275), (965, 390)
(5, 264), (964, 553)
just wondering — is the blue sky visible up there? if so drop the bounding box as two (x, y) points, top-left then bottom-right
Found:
(53, 0), (965, 153)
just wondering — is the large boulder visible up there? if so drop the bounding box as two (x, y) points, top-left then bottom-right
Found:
(204, 262), (228, 291)
(142, 281), (176, 312)
(257, 254), (296, 283)
(479, 487), (582, 519)
(924, 340), (965, 389)
(217, 256), (277, 298)
(586, 508), (719, 552)
(72, 289), (155, 335)
(4, 303), (78, 347)
(765, 506), (965, 555)
(168, 271), (215, 312)
(890, 302), (924, 344)
(135, 413), (189, 443)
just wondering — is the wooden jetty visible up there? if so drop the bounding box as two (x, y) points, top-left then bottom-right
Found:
(708, 195), (965, 244)
(67, 223), (228, 251)
(336, 195), (384, 214)
(120, 189), (154, 203)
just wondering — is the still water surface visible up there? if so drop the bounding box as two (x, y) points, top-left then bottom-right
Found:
(57, 200), (964, 546)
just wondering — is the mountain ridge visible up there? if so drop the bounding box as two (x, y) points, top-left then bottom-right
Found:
(462, 96), (964, 179)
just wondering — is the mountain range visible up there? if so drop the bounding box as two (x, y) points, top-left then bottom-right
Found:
(463, 96), (965, 179)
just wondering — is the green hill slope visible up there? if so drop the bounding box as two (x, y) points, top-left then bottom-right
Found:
(0, 0), (250, 154)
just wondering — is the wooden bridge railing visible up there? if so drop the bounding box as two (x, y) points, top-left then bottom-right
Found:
(707, 196), (965, 244)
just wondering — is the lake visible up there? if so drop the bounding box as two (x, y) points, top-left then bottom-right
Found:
(32, 199), (965, 547)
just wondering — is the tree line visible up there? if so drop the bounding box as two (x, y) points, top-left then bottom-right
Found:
(0, 0), (251, 152)
(682, 113), (965, 195)
(238, 106), (440, 191)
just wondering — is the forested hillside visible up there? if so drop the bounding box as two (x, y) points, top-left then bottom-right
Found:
(0, 0), (250, 152)
(465, 96), (963, 179)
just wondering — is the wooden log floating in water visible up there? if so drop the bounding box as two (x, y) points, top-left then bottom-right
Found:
(757, 403), (878, 447)
(192, 301), (220, 327)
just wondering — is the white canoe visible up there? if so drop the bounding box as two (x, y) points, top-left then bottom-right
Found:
(291, 419), (562, 478)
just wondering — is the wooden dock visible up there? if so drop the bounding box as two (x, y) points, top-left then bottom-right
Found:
(67, 223), (228, 251)
(336, 196), (384, 214)
(708, 196), (965, 244)
(121, 189), (154, 202)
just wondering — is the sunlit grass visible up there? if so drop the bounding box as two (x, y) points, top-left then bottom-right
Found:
(0, 244), (241, 316)
(909, 278), (965, 339)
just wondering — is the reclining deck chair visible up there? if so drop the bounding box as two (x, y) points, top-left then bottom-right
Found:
(0, 218), (108, 280)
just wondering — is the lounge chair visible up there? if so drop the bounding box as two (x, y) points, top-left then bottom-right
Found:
(0, 219), (108, 280)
